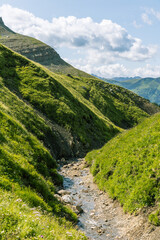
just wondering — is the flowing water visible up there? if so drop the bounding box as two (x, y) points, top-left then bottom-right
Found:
(59, 158), (158, 240)
(59, 159), (120, 239)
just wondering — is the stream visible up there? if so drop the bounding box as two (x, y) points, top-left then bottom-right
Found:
(58, 158), (158, 240)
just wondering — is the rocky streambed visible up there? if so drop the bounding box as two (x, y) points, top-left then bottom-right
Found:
(56, 158), (160, 240)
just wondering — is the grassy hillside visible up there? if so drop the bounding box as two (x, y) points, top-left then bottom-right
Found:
(0, 21), (160, 236)
(57, 74), (159, 129)
(1, 44), (159, 157)
(0, 109), (86, 239)
(86, 113), (160, 225)
(103, 77), (160, 105)
(0, 44), (119, 155)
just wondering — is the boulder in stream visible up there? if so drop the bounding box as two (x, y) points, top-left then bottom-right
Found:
(61, 195), (73, 204)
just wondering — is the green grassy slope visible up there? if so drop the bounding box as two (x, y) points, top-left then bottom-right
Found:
(0, 44), (159, 155)
(0, 22), (160, 235)
(103, 77), (160, 105)
(86, 113), (160, 225)
(0, 44), (120, 155)
(54, 74), (159, 128)
(0, 110), (86, 239)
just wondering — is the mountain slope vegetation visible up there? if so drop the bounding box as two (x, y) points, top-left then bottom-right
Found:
(86, 112), (160, 225)
(0, 20), (160, 237)
(0, 108), (86, 239)
(1, 44), (159, 157)
(103, 77), (160, 105)
(58, 74), (159, 128)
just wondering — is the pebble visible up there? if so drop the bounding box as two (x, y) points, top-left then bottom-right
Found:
(61, 195), (73, 204)
(58, 189), (70, 196)
(76, 205), (84, 213)
(79, 181), (84, 185)
(82, 189), (89, 193)
(90, 212), (95, 217)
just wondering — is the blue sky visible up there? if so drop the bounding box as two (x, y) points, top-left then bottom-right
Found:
(0, 0), (160, 78)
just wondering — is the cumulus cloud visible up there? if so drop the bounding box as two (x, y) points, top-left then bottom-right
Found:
(0, 4), (158, 78)
(0, 4), (156, 60)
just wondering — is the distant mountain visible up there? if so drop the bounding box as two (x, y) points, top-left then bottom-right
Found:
(98, 76), (160, 105)
(92, 74), (141, 82)
(0, 17), (91, 78)
(112, 76), (141, 81)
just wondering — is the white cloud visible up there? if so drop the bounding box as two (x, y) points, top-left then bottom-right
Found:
(0, 4), (159, 78)
(67, 58), (160, 78)
(133, 64), (160, 78)
(141, 13), (152, 25)
(0, 4), (156, 60)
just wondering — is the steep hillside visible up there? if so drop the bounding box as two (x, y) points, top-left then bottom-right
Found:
(1, 44), (159, 158)
(86, 112), (160, 225)
(0, 44), (120, 156)
(0, 17), (91, 78)
(57, 74), (159, 128)
(0, 109), (87, 239)
(103, 77), (160, 105)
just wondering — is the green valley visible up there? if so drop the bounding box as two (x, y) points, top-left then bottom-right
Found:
(0, 18), (160, 239)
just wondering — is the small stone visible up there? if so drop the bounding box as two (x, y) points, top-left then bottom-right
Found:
(97, 228), (105, 235)
(82, 189), (89, 193)
(73, 166), (78, 170)
(104, 202), (109, 206)
(79, 181), (84, 185)
(58, 190), (70, 196)
(91, 226), (97, 230)
(61, 195), (73, 204)
(76, 205), (84, 213)
(99, 191), (103, 195)
(90, 212), (95, 217)
(63, 165), (68, 168)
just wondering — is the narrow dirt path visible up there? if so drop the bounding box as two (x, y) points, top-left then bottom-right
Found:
(58, 158), (160, 240)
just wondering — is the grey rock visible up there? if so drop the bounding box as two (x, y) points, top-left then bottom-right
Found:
(76, 205), (84, 213)
(61, 195), (73, 204)
(58, 189), (70, 196)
